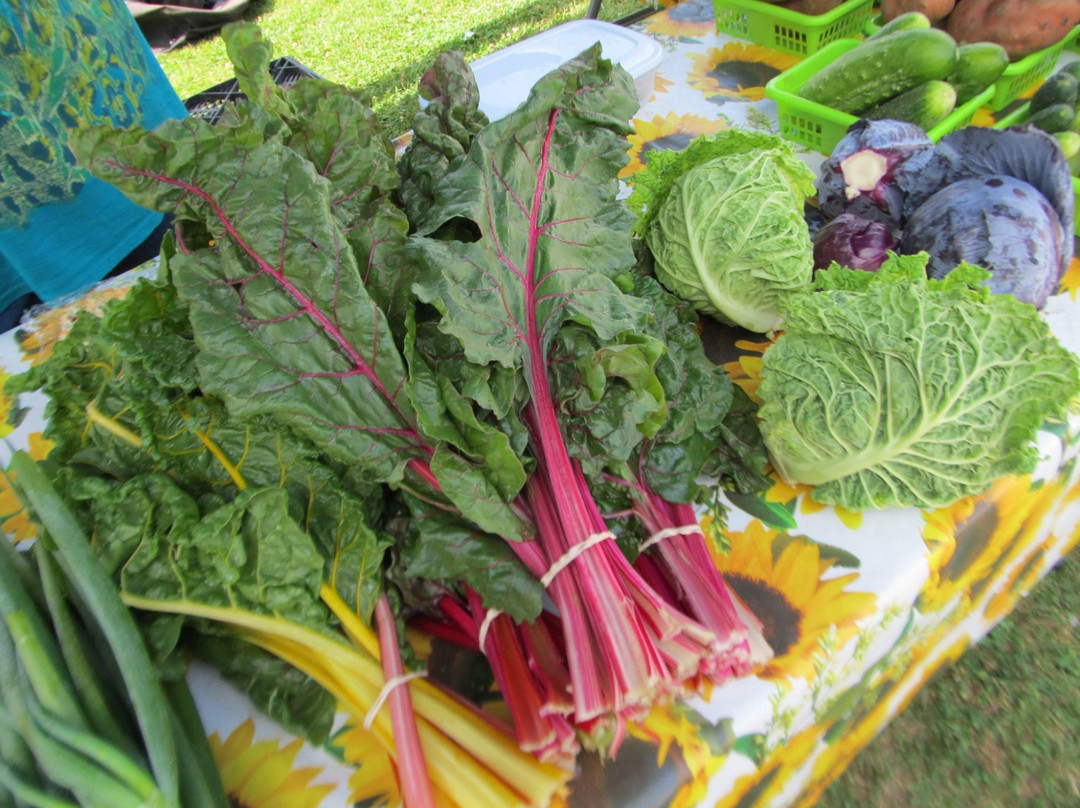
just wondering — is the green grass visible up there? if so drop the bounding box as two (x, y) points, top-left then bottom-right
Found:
(823, 550), (1080, 808)
(159, 0), (641, 138)
(154, 5), (1080, 806)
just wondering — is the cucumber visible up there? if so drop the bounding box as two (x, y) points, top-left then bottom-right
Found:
(867, 11), (931, 40)
(864, 80), (957, 130)
(1029, 72), (1078, 115)
(947, 42), (1008, 104)
(1053, 130), (1080, 161)
(1028, 102), (1077, 134)
(798, 28), (959, 115)
(1058, 61), (1080, 83)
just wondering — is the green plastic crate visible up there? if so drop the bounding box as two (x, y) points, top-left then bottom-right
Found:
(990, 26), (1080, 111)
(713, 0), (874, 57)
(765, 38), (995, 154)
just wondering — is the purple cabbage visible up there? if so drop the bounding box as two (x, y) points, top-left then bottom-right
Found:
(812, 213), (897, 272)
(816, 119), (935, 229)
(901, 125), (1074, 278)
(900, 175), (1063, 308)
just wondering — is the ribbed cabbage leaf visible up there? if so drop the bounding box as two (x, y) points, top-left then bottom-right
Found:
(758, 254), (1080, 510)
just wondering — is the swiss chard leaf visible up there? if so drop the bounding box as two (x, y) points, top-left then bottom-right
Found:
(398, 50), (490, 227)
(409, 45), (647, 380)
(71, 125), (426, 485)
(397, 496), (543, 623)
(13, 277), (390, 620)
(557, 274), (768, 503)
(75, 474), (338, 741)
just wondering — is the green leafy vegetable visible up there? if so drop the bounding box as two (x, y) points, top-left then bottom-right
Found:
(627, 131), (816, 333)
(757, 254), (1080, 510)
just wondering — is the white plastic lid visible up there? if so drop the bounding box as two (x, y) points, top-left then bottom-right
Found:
(466, 19), (663, 121)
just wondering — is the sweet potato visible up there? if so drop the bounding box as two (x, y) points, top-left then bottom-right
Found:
(801, 0), (846, 14)
(945, 0), (1080, 60)
(881, 0), (955, 23)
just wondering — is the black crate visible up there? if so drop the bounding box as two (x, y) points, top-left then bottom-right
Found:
(183, 57), (322, 124)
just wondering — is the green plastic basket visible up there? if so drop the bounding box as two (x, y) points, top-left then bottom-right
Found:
(765, 38), (995, 154)
(713, 0), (874, 57)
(992, 100), (1080, 233)
(863, 11), (882, 36)
(990, 26), (1080, 111)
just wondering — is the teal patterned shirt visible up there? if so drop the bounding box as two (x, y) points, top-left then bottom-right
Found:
(0, 0), (186, 310)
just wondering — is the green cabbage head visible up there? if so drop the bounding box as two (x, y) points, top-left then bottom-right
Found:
(629, 131), (815, 333)
(758, 254), (1080, 510)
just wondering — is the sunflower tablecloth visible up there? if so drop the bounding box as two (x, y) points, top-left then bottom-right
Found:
(3, 2), (1080, 807)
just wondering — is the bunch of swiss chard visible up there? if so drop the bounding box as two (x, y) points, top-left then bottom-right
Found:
(11, 20), (771, 777)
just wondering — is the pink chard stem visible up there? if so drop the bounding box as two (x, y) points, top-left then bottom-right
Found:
(374, 595), (436, 808)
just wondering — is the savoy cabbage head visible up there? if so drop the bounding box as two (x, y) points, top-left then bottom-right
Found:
(757, 253), (1080, 510)
(628, 131), (816, 333)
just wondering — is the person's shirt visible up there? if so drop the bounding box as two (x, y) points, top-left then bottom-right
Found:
(0, 0), (187, 312)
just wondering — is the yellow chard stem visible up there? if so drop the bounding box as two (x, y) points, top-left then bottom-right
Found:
(246, 631), (519, 808)
(319, 584), (568, 805)
(120, 595), (566, 807)
(84, 403), (143, 448)
(320, 584), (379, 657)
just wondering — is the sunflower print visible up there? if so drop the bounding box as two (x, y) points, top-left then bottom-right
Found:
(721, 337), (773, 403)
(13, 278), (137, 366)
(622, 111), (732, 178)
(919, 475), (1065, 613)
(209, 719), (335, 808)
(969, 105), (997, 128)
(645, 0), (716, 42)
(764, 476), (863, 531)
(688, 43), (799, 104)
(714, 723), (824, 808)
(0, 433), (53, 542)
(794, 631), (971, 808)
(333, 723), (400, 807)
(707, 518), (877, 680)
(981, 538), (1054, 623)
(627, 701), (730, 808)
(652, 72), (676, 99)
(981, 474), (1080, 621)
(1058, 254), (1080, 300)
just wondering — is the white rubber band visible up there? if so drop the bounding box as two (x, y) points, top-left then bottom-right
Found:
(477, 608), (502, 652)
(476, 531), (615, 653)
(363, 670), (428, 730)
(539, 530), (615, 589)
(639, 523), (704, 553)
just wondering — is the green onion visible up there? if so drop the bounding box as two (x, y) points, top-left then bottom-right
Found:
(0, 759), (79, 808)
(34, 547), (130, 750)
(23, 695), (163, 805)
(4, 612), (85, 728)
(8, 451), (180, 807)
(163, 678), (230, 808)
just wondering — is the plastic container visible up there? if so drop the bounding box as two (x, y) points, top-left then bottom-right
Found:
(990, 26), (1080, 111)
(183, 57), (322, 124)
(465, 20), (663, 122)
(765, 38), (995, 154)
(713, 0), (874, 57)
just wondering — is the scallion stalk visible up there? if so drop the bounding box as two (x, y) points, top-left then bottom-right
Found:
(9, 451), (180, 807)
